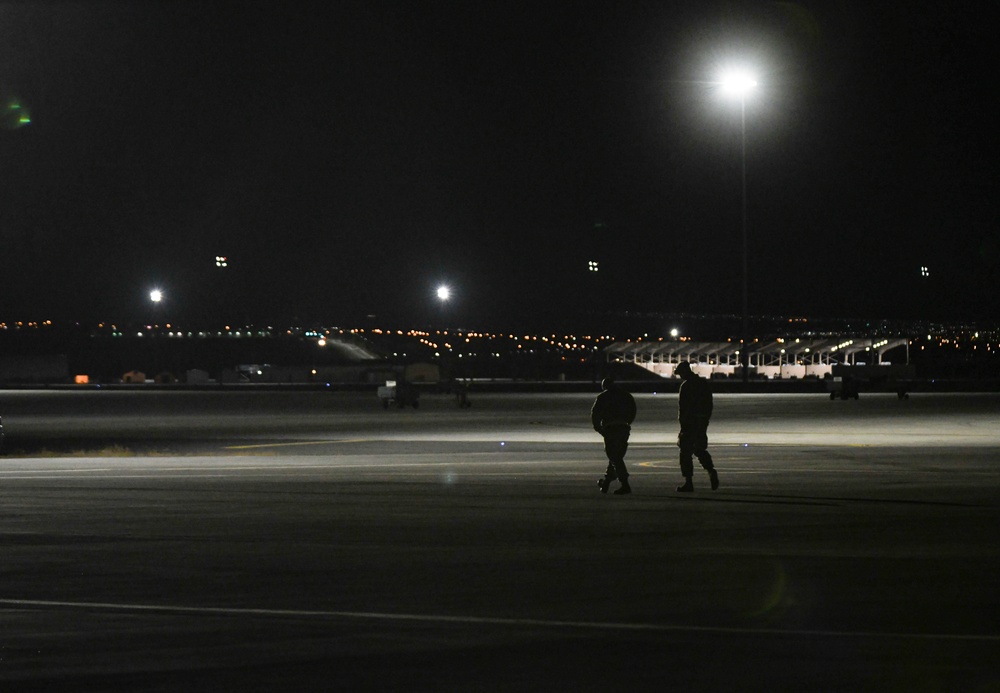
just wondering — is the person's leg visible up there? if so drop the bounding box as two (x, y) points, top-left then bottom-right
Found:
(598, 435), (619, 493)
(604, 459), (618, 480)
(693, 427), (718, 490)
(611, 454), (630, 494)
(598, 457), (617, 493)
(608, 429), (631, 494)
(677, 431), (694, 492)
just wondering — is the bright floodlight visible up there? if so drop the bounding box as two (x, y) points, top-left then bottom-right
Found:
(436, 285), (451, 301)
(719, 70), (757, 96)
(149, 289), (163, 303)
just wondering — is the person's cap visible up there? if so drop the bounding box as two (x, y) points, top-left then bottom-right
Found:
(675, 362), (693, 376)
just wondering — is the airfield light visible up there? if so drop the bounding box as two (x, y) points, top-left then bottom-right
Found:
(719, 70), (757, 96)
(437, 285), (451, 301)
(149, 289), (163, 303)
(715, 65), (757, 383)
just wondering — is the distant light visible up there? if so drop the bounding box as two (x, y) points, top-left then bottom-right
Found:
(149, 289), (163, 302)
(670, 328), (679, 338)
(588, 260), (599, 272)
(3, 100), (31, 129)
(437, 285), (451, 301)
(317, 338), (327, 347)
(216, 255), (228, 268)
(719, 70), (758, 96)
(920, 266), (930, 277)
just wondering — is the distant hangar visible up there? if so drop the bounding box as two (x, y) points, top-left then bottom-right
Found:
(605, 337), (909, 380)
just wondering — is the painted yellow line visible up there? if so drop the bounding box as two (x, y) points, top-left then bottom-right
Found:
(224, 438), (369, 450)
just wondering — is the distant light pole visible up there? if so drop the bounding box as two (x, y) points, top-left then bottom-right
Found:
(719, 70), (757, 383)
(436, 285), (451, 328)
(148, 288), (166, 375)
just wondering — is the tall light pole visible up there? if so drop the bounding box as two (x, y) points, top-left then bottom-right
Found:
(436, 284), (451, 328)
(149, 288), (165, 331)
(720, 71), (757, 383)
(148, 288), (165, 376)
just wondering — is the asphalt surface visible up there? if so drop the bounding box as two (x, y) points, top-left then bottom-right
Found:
(1, 389), (998, 691)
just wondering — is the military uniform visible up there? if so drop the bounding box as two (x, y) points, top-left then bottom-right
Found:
(676, 363), (718, 491)
(592, 380), (637, 494)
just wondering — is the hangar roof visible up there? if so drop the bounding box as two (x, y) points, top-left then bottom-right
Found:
(605, 337), (908, 365)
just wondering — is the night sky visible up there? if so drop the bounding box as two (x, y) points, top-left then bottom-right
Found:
(1, 2), (996, 328)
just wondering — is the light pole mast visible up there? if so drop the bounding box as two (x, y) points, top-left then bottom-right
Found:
(719, 69), (756, 384)
(740, 93), (749, 384)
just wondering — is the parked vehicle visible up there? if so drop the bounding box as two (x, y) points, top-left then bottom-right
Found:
(377, 380), (419, 409)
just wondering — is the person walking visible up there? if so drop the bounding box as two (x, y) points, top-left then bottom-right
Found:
(591, 376), (636, 495)
(675, 361), (719, 492)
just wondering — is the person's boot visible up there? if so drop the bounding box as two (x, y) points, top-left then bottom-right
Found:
(598, 476), (614, 494)
(676, 478), (693, 493)
(708, 468), (719, 490)
(613, 478), (632, 495)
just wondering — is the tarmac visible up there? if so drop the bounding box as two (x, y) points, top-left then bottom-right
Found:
(0, 389), (998, 691)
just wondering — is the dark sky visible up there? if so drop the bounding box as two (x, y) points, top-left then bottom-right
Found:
(1, 1), (996, 328)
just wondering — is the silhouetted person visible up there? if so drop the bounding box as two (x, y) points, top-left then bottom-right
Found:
(675, 362), (718, 492)
(451, 379), (471, 408)
(591, 376), (636, 495)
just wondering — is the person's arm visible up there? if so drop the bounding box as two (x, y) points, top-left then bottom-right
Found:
(591, 396), (603, 433)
